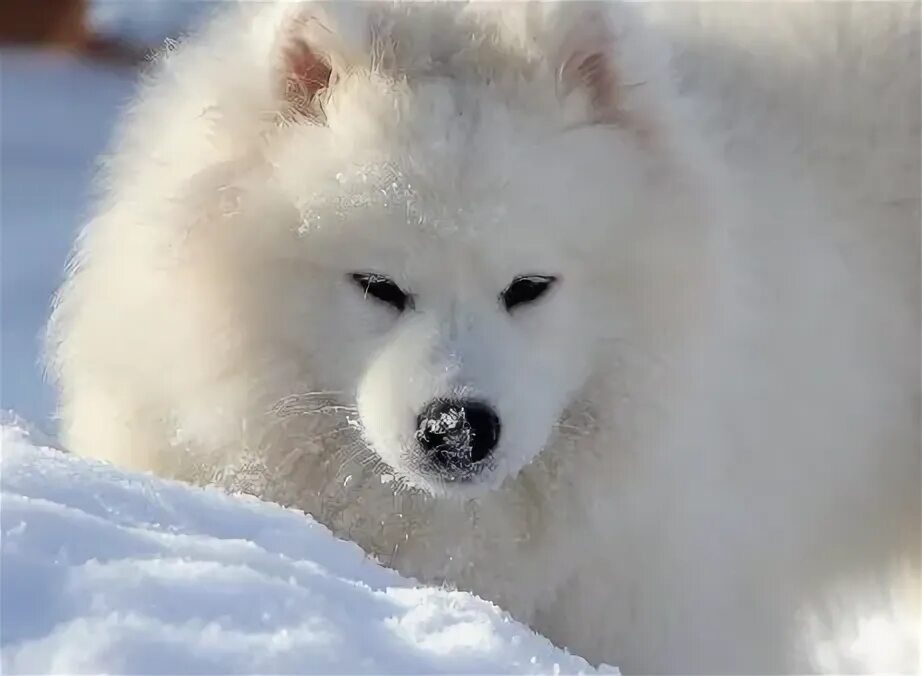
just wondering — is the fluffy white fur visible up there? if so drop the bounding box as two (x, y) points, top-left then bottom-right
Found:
(48, 2), (920, 673)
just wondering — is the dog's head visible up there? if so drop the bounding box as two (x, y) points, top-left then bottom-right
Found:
(249, 3), (717, 496)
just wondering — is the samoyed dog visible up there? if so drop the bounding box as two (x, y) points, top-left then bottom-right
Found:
(48, 2), (919, 672)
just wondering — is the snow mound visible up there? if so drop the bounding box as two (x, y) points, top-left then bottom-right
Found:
(0, 424), (613, 675)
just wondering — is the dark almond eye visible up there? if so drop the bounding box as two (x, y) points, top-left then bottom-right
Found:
(501, 275), (558, 312)
(350, 273), (413, 312)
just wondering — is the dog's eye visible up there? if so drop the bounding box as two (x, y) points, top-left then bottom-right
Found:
(501, 275), (558, 312)
(350, 273), (413, 312)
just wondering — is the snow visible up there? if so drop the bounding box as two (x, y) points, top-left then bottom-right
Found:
(1, 423), (611, 674)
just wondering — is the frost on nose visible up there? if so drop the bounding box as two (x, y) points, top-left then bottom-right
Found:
(415, 399), (501, 474)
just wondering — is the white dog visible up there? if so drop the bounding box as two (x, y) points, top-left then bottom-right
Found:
(48, 2), (919, 672)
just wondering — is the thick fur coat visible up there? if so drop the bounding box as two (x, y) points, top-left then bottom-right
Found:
(48, 2), (920, 672)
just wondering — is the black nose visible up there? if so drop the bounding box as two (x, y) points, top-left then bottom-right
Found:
(415, 399), (501, 472)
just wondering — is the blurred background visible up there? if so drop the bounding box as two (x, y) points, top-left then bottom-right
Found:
(1, 1), (210, 430)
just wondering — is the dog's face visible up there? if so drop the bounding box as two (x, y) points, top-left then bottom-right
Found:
(272, 119), (617, 497)
(342, 240), (596, 497)
(254, 4), (715, 497)
(337, 192), (604, 497)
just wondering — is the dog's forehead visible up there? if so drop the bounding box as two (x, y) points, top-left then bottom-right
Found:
(293, 173), (573, 289)
(277, 77), (638, 269)
(280, 74), (565, 196)
(298, 159), (578, 257)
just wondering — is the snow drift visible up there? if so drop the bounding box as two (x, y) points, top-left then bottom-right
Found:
(0, 423), (613, 674)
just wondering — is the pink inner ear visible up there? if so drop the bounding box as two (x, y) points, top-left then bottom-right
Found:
(563, 49), (623, 125)
(282, 39), (332, 115)
(576, 53), (616, 109)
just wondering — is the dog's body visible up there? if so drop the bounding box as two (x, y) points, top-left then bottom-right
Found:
(49, 2), (919, 672)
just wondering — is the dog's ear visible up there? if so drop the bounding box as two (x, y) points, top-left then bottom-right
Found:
(555, 5), (647, 130)
(280, 35), (332, 119)
(274, 11), (335, 120)
(273, 6), (370, 121)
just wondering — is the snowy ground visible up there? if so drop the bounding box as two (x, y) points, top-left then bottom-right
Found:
(2, 423), (609, 674)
